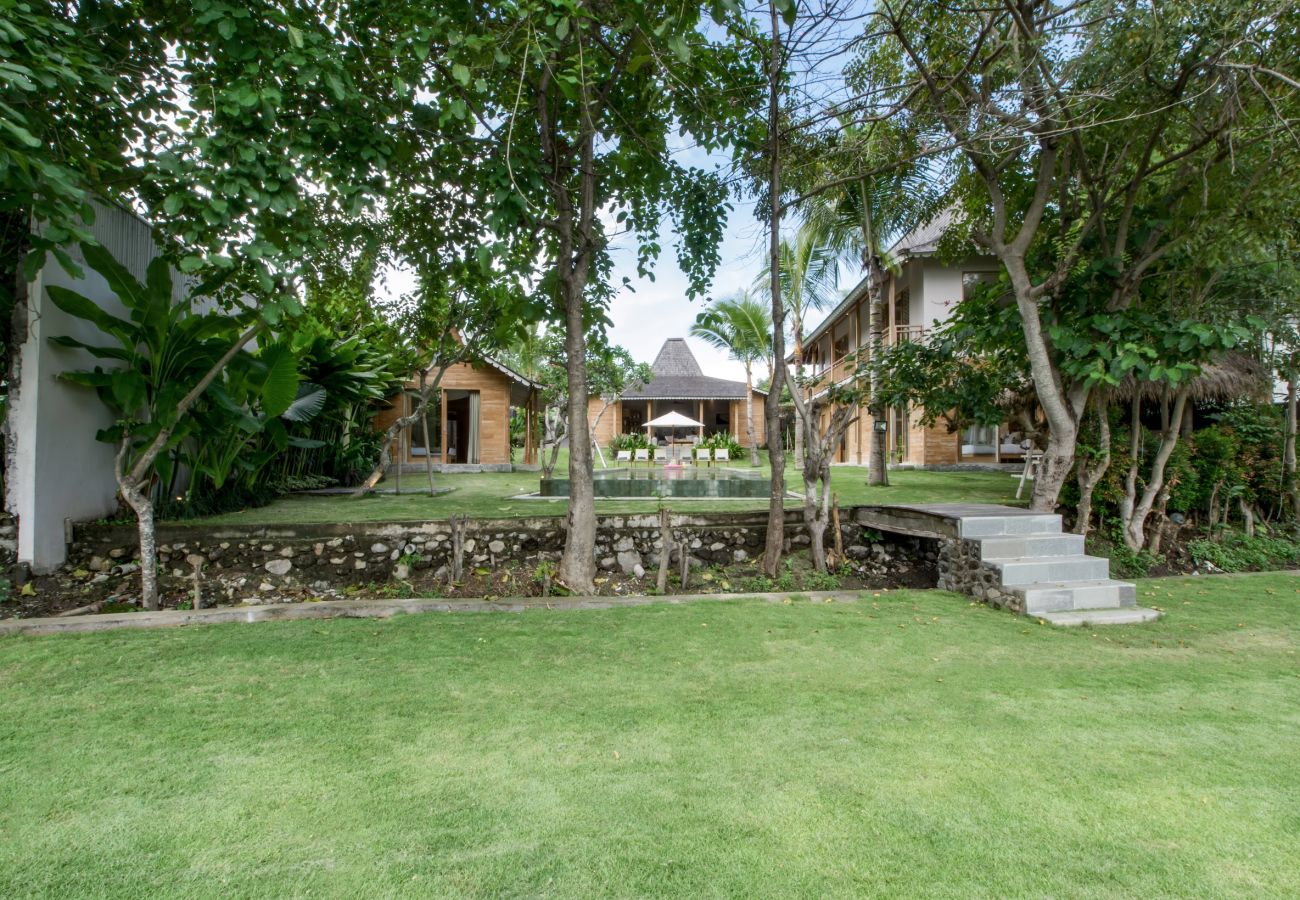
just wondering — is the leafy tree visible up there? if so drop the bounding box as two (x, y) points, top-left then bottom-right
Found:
(795, 117), (944, 485)
(866, 0), (1298, 511)
(525, 329), (649, 480)
(434, 0), (755, 592)
(7, 2), (421, 603)
(756, 225), (840, 470)
(691, 292), (772, 466)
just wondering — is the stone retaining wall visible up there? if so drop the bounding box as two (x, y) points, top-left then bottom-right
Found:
(65, 510), (932, 603)
(935, 538), (1020, 612)
(0, 513), (16, 569)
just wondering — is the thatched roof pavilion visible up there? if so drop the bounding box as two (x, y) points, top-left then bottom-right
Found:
(1110, 351), (1270, 404)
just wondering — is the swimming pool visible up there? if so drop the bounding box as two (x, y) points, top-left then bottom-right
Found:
(539, 466), (771, 498)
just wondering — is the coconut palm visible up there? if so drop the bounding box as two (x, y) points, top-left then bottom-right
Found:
(800, 120), (944, 484)
(691, 292), (773, 466)
(755, 223), (843, 470)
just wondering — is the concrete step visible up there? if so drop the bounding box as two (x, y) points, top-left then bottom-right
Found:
(977, 533), (1085, 560)
(958, 514), (1063, 538)
(1035, 606), (1161, 627)
(989, 555), (1112, 587)
(1011, 579), (1137, 614)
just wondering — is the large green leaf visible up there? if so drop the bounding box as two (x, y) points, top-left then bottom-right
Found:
(81, 243), (147, 310)
(281, 383), (327, 423)
(109, 369), (148, 415)
(45, 285), (134, 342)
(48, 335), (133, 362)
(257, 344), (301, 417)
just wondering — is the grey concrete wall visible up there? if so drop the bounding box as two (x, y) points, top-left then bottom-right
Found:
(5, 204), (168, 572)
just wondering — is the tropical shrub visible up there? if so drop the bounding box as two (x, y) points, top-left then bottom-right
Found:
(610, 432), (652, 452)
(697, 431), (743, 460)
(1188, 531), (1300, 573)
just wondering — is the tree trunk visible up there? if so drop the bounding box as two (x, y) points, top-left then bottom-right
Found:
(119, 472), (159, 610)
(830, 492), (843, 568)
(1124, 388), (1189, 550)
(866, 256), (889, 485)
(558, 278), (596, 593)
(1073, 391), (1111, 537)
(761, 0), (787, 577)
(116, 323), (261, 609)
(353, 362), (451, 497)
(744, 362), (759, 467)
(1120, 393), (1141, 531)
(1286, 371), (1299, 525)
(656, 507), (674, 594)
(541, 407), (565, 480)
(449, 514), (465, 583)
(1004, 256), (1085, 511)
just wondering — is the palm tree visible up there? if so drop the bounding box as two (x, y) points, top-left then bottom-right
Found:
(691, 292), (773, 466)
(800, 120), (942, 485)
(756, 223), (842, 470)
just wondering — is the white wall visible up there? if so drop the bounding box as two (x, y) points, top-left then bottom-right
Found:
(921, 264), (964, 328)
(6, 204), (162, 571)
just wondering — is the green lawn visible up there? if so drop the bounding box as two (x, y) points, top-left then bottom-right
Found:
(192, 451), (1024, 525)
(2, 574), (1298, 897)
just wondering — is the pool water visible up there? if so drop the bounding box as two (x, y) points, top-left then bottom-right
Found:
(539, 466), (771, 498)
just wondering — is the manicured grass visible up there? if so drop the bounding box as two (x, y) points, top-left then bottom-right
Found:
(190, 451), (1024, 525)
(2, 574), (1298, 896)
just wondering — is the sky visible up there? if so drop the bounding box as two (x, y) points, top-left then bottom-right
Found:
(602, 195), (773, 384)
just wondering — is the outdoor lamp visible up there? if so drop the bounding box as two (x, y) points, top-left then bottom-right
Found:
(873, 420), (889, 433)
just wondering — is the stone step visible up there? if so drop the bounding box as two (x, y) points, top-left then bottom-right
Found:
(977, 533), (1085, 560)
(988, 555), (1112, 586)
(957, 514), (1063, 538)
(1011, 579), (1137, 614)
(1035, 606), (1161, 627)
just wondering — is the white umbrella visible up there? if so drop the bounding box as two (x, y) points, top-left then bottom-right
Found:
(643, 411), (704, 428)
(644, 411), (705, 463)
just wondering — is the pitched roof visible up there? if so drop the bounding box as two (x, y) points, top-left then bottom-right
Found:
(888, 207), (956, 258)
(650, 338), (705, 376)
(620, 338), (766, 400)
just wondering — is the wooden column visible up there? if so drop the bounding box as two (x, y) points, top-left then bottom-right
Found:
(439, 388), (448, 464)
(698, 400), (704, 439)
(887, 270), (898, 459)
(853, 295), (863, 463)
(524, 389), (536, 465)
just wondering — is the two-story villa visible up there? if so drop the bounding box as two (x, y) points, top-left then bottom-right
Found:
(798, 212), (1025, 467)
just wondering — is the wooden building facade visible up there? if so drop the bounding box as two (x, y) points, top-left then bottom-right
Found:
(373, 357), (541, 472)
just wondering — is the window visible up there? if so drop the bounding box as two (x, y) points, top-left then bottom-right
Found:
(962, 271), (999, 303)
(406, 391), (441, 457)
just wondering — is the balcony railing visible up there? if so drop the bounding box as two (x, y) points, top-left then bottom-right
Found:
(890, 324), (925, 344)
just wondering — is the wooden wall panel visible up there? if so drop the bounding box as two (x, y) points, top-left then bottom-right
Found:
(372, 361), (517, 465)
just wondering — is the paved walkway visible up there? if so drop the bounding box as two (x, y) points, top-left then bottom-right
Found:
(0, 590), (871, 637)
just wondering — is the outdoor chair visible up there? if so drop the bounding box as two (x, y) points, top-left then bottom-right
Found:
(615, 449), (632, 466)
(654, 447), (669, 464)
(696, 447), (713, 467)
(634, 448), (650, 467)
(713, 448), (729, 465)
(1015, 450), (1044, 500)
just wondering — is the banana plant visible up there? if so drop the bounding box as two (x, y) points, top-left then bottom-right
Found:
(182, 341), (324, 500)
(48, 245), (247, 485)
(50, 242), (263, 609)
